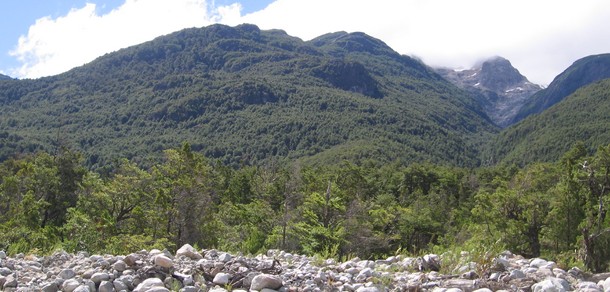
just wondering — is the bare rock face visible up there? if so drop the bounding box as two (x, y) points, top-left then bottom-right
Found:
(436, 56), (542, 128)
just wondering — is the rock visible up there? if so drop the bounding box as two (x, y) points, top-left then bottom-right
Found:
(0, 267), (12, 276)
(113, 260), (127, 272)
(218, 252), (232, 263)
(113, 279), (128, 291)
(250, 274), (283, 290)
(510, 269), (526, 279)
(356, 287), (380, 292)
(73, 285), (91, 292)
(154, 255), (173, 268)
(123, 254), (138, 266)
(0, 250), (6, 259)
(147, 288), (170, 292)
(98, 280), (114, 292)
(530, 258), (548, 268)
(40, 281), (59, 292)
(180, 286), (201, 292)
(62, 278), (81, 292)
(59, 268), (77, 279)
(134, 277), (165, 292)
(473, 289), (493, 292)
(531, 277), (570, 292)
(176, 244), (203, 260)
(213, 272), (230, 285)
(4, 273), (18, 288)
(91, 272), (110, 284)
(420, 254), (441, 271)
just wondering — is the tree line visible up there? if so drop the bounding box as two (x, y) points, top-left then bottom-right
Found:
(1, 142), (610, 272)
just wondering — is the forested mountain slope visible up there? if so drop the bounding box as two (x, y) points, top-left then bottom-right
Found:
(485, 78), (610, 165)
(512, 53), (610, 123)
(0, 24), (497, 168)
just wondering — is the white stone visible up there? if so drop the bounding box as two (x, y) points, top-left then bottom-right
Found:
(133, 278), (165, 292)
(250, 274), (283, 290)
(98, 280), (114, 292)
(213, 272), (230, 285)
(531, 277), (570, 292)
(530, 258), (548, 268)
(62, 278), (81, 292)
(176, 244), (203, 260)
(154, 255), (173, 268)
(218, 252), (232, 263)
(90, 272), (110, 284)
(473, 289), (493, 292)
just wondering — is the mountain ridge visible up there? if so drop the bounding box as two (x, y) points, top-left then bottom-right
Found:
(512, 53), (610, 123)
(0, 23), (497, 168)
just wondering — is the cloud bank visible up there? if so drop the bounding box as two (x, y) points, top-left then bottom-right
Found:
(8, 0), (610, 84)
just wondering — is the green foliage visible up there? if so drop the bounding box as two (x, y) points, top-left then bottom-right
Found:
(0, 24), (497, 169)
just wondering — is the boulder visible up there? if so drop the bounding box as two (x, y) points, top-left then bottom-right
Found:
(176, 244), (203, 260)
(531, 277), (570, 292)
(133, 278), (165, 292)
(250, 274), (283, 290)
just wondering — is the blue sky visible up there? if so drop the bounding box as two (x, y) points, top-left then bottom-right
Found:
(2, 0), (610, 85)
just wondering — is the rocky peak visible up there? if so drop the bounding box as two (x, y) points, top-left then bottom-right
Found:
(479, 56), (527, 91)
(436, 56), (541, 128)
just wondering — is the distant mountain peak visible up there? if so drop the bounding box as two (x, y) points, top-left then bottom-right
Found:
(436, 56), (541, 127)
(0, 74), (12, 80)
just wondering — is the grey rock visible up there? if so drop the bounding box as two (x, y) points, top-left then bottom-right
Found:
(112, 260), (127, 272)
(72, 285), (91, 292)
(176, 244), (203, 260)
(510, 269), (526, 279)
(59, 268), (77, 280)
(41, 282), (59, 292)
(154, 255), (173, 268)
(180, 286), (201, 292)
(213, 272), (230, 285)
(98, 280), (114, 292)
(356, 287), (380, 292)
(218, 253), (232, 263)
(250, 274), (283, 290)
(0, 276), (5, 290)
(0, 267), (12, 276)
(113, 279), (128, 291)
(62, 278), (81, 292)
(91, 272), (110, 284)
(147, 288), (170, 292)
(123, 254), (138, 267)
(531, 277), (570, 292)
(4, 273), (18, 288)
(0, 250), (6, 259)
(133, 277), (165, 292)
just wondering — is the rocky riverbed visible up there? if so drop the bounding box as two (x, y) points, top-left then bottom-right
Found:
(1, 245), (610, 291)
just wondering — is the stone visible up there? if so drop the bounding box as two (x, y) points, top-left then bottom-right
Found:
(41, 282), (59, 292)
(62, 278), (81, 292)
(154, 255), (173, 268)
(0, 267), (12, 276)
(180, 286), (201, 292)
(356, 287), (380, 292)
(59, 268), (77, 280)
(90, 272), (110, 284)
(113, 279), (128, 291)
(4, 273), (18, 288)
(510, 269), (526, 279)
(213, 272), (230, 285)
(473, 289), (493, 292)
(123, 254), (138, 266)
(113, 260), (127, 272)
(147, 288), (170, 292)
(0, 250), (6, 259)
(531, 277), (570, 292)
(218, 252), (232, 263)
(250, 274), (283, 290)
(176, 244), (203, 260)
(98, 280), (114, 292)
(133, 277), (165, 292)
(530, 258), (548, 268)
(209, 287), (228, 292)
(73, 285), (91, 292)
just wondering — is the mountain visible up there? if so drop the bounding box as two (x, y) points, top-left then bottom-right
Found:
(0, 74), (12, 80)
(512, 53), (610, 123)
(436, 56), (541, 127)
(485, 78), (610, 165)
(0, 24), (498, 168)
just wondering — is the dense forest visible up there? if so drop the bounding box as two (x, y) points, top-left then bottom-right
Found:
(1, 142), (610, 272)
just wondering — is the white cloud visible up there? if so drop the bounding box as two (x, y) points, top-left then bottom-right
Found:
(241, 0), (610, 85)
(9, 0), (610, 84)
(9, 0), (241, 78)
